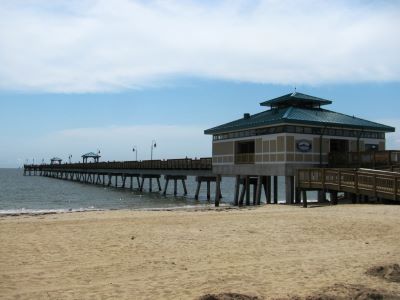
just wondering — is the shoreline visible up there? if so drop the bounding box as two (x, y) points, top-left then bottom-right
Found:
(0, 203), (239, 218)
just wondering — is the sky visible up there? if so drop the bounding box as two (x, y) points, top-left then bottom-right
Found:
(0, 0), (399, 167)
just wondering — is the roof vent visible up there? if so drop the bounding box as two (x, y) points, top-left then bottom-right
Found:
(243, 113), (251, 119)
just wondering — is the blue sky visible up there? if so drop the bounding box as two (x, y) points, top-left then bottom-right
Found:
(0, 0), (399, 167)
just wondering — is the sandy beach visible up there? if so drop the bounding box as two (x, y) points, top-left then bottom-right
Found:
(1, 204), (400, 299)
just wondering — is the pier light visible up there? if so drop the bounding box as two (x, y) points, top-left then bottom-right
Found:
(151, 140), (157, 161)
(132, 146), (138, 161)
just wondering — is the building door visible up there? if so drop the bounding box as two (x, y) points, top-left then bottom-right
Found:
(330, 139), (349, 153)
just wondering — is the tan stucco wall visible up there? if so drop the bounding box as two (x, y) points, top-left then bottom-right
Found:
(212, 141), (234, 156)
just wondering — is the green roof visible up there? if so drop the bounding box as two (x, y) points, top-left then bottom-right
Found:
(50, 157), (62, 161)
(205, 94), (395, 135)
(82, 152), (101, 158)
(260, 92), (332, 108)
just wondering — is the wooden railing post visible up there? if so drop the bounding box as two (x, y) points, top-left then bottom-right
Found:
(355, 170), (359, 194)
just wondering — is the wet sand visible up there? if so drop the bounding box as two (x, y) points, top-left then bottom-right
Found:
(1, 205), (400, 299)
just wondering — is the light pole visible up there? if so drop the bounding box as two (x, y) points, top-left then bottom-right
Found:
(132, 146), (138, 161)
(150, 140), (157, 161)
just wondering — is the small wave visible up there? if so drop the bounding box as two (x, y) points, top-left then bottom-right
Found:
(0, 207), (103, 217)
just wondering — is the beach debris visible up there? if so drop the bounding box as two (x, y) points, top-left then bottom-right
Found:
(131, 236), (135, 240)
(198, 293), (262, 300)
(367, 264), (400, 283)
(283, 284), (400, 300)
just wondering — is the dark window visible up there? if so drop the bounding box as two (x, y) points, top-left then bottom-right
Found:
(330, 139), (349, 153)
(235, 141), (255, 164)
(365, 144), (379, 151)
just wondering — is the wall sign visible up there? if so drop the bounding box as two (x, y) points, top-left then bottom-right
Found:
(296, 140), (312, 152)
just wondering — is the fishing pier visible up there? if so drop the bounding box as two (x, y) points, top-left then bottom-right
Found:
(24, 92), (400, 207)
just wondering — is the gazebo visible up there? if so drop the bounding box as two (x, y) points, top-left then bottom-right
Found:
(82, 152), (101, 163)
(50, 157), (62, 165)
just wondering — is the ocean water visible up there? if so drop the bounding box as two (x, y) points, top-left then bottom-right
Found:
(0, 169), (306, 215)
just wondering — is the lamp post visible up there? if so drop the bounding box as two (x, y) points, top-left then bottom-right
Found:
(150, 140), (157, 161)
(132, 146), (138, 161)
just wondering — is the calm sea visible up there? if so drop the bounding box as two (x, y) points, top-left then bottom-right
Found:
(0, 169), (312, 215)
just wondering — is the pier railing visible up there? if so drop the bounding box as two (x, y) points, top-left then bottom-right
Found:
(297, 168), (400, 201)
(329, 151), (400, 168)
(25, 157), (213, 171)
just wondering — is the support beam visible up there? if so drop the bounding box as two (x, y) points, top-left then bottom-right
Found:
(255, 176), (262, 205)
(245, 176), (250, 206)
(234, 175), (240, 206)
(140, 177), (145, 192)
(265, 176), (271, 204)
(330, 191), (338, 205)
(195, 181), (201, 200)
(273, 176), (278, 204)
(318, 190), (326, 203)
(285, 176), (294, 205)
(182, 179), (188, 196)
(239, 179), (246, 207)
(174, 179), (178, 196)
(302, 190), (308, 208)
(207, 181), (211, 200)
(215, 175), (221, 207)
(163, 178), (169, 196)
(157, 178), (162, 192)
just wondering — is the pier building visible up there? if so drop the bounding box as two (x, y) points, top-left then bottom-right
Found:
(205, 92), (395, 204)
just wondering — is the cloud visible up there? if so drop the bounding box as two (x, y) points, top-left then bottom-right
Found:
(0, 0), (400, 92)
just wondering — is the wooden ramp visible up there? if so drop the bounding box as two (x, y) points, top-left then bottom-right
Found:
(297, 168), (400, 203)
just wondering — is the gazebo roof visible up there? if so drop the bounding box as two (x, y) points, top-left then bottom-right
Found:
(205, 92), (395, 135)
(81, 152), (101, 158)
(50, 157), (62, 161)
(260, 92), (332, 108)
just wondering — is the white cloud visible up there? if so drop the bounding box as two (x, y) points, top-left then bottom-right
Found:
(0, 0), (399, 92)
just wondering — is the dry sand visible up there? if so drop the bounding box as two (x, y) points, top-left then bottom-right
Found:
(1, 204), (400, 300)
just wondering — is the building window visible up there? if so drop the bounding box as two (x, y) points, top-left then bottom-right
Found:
(365, 144), (379, 151)
(235, 141), (255, 164)
(213, 126), (385, 141)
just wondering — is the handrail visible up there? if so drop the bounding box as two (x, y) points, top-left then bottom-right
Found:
(297, 168), (400, 201)
(329, 150), (400, 168)
(24, 157), (213, 171)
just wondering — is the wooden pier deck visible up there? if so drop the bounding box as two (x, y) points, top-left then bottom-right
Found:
(23, 151), (400, 207)
(297, 168), (400, 206)
(23, 158), (225, 205)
